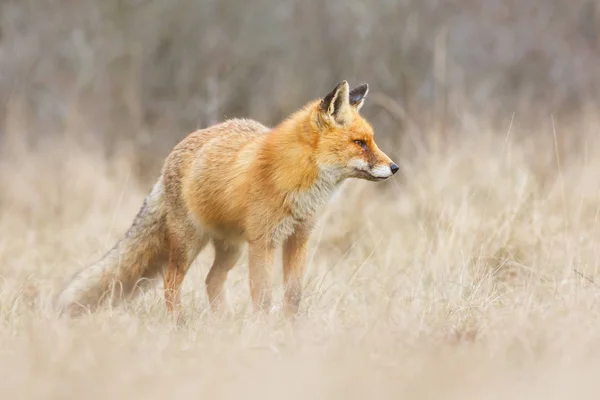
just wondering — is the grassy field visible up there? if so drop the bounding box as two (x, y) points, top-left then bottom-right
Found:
(2, 112), (600, 399)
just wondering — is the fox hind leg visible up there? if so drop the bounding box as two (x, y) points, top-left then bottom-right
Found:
(205, 239), (242, 314)
(248, 240), (275, 313)
(164, 230), (209, 317)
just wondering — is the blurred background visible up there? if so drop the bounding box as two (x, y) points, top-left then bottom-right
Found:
(4, 2), (600, 396)
(1, 0), (599, 182)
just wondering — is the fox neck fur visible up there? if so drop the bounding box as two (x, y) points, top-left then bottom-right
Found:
(247, 102), (342, 245)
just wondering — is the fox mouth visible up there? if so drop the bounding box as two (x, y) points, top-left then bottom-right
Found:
(368, 174), (391, 182)
(372, 175), (390, 181)
(354, 169), (391, 182)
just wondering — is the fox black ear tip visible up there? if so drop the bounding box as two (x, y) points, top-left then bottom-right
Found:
(356, 83), (369, 92)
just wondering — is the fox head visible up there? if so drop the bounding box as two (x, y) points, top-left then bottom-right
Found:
(312, 80), (399, 182)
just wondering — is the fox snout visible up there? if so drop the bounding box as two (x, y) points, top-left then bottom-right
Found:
(369, 161), (399, 180)
(348, 159), (399, 181)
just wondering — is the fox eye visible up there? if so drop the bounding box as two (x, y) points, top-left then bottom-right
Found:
(354, 140), (368, 150)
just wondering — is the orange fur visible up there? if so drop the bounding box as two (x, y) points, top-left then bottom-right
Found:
(56, 80), (399, 318)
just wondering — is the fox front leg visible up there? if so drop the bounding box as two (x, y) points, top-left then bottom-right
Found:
(282, 225), (311, 316)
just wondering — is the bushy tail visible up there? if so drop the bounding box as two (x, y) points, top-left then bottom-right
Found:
(56, 178), (168, 317)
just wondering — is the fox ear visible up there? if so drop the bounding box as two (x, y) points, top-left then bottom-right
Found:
(319, 80), (351, 125)
(349, 83), (369, 111)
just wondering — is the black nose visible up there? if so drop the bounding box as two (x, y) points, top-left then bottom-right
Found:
(390, 163), (399, 174)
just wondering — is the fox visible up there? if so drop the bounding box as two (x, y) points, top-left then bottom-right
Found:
(56, 80), (399, 318)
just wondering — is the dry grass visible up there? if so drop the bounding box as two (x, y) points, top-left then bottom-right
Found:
(3, 0), (600, 398)
(3, 113), (600, 399)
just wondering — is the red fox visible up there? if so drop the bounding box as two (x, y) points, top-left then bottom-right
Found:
(56, 80), (399, 318)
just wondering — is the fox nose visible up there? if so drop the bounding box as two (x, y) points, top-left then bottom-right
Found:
(390, 163), (399, 174)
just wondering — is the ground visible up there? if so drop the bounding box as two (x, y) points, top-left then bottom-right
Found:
(2, 120), (600, 399)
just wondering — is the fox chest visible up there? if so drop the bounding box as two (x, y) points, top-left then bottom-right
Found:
(271, 173), (339, 245)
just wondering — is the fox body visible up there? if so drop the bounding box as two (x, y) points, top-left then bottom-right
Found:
(56, 80), (398, 317)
